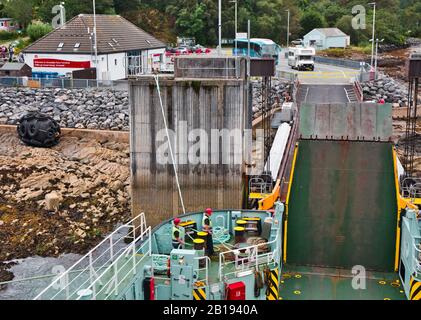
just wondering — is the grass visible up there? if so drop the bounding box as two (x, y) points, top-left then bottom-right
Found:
(319, 45), (372, 58)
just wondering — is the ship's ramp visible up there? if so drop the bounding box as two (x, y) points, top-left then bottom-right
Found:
(285, 100), (398, 272)
(286, 140), (397, 271)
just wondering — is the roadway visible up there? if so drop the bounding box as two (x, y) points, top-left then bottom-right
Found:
(297, 84), (357, 104)
(276, 57), (360, 85)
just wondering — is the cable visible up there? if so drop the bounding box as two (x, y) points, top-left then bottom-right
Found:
(154, 75), (186, 214)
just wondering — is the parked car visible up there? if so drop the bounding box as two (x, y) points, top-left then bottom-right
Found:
(193, 45), (211, 54)
(177, 46), (193, 55)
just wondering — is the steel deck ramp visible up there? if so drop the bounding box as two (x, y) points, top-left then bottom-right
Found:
(285, 140), (398, 272)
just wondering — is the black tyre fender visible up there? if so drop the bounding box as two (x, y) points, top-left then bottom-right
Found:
(17, 121), (27, 138)
(27, 120), (40, 138)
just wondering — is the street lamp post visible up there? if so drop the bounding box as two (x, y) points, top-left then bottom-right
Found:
(93, 0), (98, 81)
(218, 0), (222, 55)
(369, 2), (376, 67)
(285, 9), (290, 48)
(230, 0), (238, 56)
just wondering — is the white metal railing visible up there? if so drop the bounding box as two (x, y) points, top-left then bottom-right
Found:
(413, 240), (421, 277)
(84, 226), (152, 300)
(218, 226), (280, 281)
(175, 56), (240, 79)
(194, 256), (211, 287)
(34, 213), (147, 300)
(401, 178), (421, 201)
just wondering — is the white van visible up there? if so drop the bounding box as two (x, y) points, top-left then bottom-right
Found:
(288, 47), (315, 71)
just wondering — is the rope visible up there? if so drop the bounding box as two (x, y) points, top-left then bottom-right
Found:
(154, 75), (186, 214)
(152, 255), (169, 271)
(212, 226), (231, 244)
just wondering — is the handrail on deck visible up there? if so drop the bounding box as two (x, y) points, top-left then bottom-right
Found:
(34, 213), (147, 300)
(218, 224), (280, 281)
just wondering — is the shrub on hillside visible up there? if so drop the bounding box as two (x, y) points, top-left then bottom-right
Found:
(27, 23), (53, 42)
(0, 31), (20, 41)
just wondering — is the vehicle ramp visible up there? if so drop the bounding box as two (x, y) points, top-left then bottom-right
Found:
(285, 102), (399, 272)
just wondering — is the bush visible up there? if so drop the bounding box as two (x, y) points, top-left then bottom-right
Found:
(320, 48), (346, 58)
(0, 31), (20, 41)
(27, 22), (53, 42)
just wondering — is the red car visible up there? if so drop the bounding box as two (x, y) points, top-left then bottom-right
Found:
(193, 45), (211, 54)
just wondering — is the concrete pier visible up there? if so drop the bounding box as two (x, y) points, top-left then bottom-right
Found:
(129, 57), (250, 225)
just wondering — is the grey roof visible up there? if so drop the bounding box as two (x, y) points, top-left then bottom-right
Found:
(313, 28), (348, 37)
(23, 14), (166, 55)
(1, 62), (28, 71)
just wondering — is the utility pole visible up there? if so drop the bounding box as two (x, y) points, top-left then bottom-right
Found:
(234, 0), (238, 55)
(369, 2), (376, 68)
(247, 20), (251, 78)
(285, 9), (290, 48)
(218, 0), (222, 55)
(93, 0), (98, 81)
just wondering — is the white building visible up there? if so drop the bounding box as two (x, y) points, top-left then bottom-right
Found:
(23, 14), (166, 80)
(303, 28), (350, 50)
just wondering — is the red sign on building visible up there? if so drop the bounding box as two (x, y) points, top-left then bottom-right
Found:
(34, 58), (91, 69)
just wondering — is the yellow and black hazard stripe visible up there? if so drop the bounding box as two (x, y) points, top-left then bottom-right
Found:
(409, 276), (421, 300)
(193, 287), (206, 300)
(266, 268), (279, 300)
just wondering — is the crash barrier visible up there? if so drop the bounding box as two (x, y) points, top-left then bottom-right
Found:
(314, 56), (363, 70)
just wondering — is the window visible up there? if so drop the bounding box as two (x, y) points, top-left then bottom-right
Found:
(58, 42), (64, 48)
(74, 43), (80, 48)
(115, 59), (117, 66)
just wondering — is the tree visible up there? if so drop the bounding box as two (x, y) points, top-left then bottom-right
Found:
(336, 15), (370, 45)
(27, 21), (53, 41)
(36, 0), (115, 23)
(113, 0), (140, 14)
(3, 0), (34, 29)
(176, 3), (206, 44)
(299, 10), (326, 37)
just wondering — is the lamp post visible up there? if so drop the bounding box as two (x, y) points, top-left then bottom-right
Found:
(368, 2), (376, 68)
(218, 0), (222, 55)
(93, 0), (98, 80)
(230, 0), (238, 56)
(285, 9), (290, 48)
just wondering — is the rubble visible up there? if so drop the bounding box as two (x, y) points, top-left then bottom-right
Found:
(0, 87), (129, 131)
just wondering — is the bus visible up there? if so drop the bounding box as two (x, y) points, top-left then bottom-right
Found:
(233, 38), (282, 64)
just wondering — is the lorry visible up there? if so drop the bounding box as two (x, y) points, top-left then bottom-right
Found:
(287, 46), (315, 71)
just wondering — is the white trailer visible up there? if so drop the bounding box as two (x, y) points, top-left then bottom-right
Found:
(288, 47), (315, 71)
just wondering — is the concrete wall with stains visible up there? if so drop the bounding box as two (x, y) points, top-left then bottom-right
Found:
(129, 72), (250, 226)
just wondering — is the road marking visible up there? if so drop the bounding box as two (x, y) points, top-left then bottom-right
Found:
(304, 87), (309, 102)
